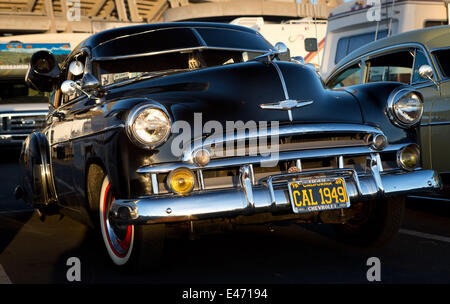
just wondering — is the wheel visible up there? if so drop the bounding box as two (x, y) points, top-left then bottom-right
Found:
(334, 197), (405, 248)
(98, 174), (165, 272)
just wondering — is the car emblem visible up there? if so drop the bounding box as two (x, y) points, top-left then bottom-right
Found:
(259, 99), (314, 121)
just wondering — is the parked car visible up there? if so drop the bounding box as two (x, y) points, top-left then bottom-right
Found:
(0, 36), (88, 150)
(325, 25), (450, 199)
(0, 78), (47, 149)
(16, 22), (441, 271)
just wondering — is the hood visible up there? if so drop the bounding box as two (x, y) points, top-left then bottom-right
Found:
(106, 61), (363, 127)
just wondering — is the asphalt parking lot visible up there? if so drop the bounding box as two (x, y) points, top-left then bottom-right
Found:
(0, 151), (449, 284)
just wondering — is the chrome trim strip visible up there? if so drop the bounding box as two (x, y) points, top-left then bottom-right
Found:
(408, 195), (450, 202)
(50, 124), (124, 146)
(0, 111), (47, 118)
(93, 46), (269, 61)
(248, 164), (256, 185)
(0, 134), (30, 138)
(296, 159), (302, 171)
(370, 153), (384, 193)
(191, 28), (207, 46)
(239, 165), (255, 209)
(271, 62), (293, 121)
(421, 121), (450, 127)
(197, 169), (205, 190)
(182, 123), (385, 163)
(338, 155), (344, 169)
(139, 143), (409, 175)
(111, 169), (441, 225)
(272, 62), (289, 100)
(151, 174), (159, 195)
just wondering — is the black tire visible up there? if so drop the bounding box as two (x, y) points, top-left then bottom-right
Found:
(334, 197), (405, 248)
(92, 171), (165, 272)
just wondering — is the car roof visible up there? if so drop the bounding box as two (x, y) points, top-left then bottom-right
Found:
(79, 22), (258, 50)
(334, 25), (450, 70)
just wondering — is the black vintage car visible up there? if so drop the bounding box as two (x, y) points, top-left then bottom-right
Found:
(17, 23), (441, 270)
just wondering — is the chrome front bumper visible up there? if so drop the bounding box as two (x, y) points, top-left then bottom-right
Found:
(110, 168), (441, 225)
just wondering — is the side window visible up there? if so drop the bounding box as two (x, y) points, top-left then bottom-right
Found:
(412, 49), (432, 84)
(327, 63), (361, 88)
(433, 48), (450, 78)
(366, 50), (414, 84)
(335, 30), (388, 64)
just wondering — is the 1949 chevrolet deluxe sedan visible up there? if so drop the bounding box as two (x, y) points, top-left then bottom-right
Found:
(16, 22), (441, 271)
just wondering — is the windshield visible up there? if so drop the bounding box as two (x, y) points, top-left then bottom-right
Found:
(0, 79), (49, 104)
(94, 49), (264, 86)
(92, 27), (274, 60)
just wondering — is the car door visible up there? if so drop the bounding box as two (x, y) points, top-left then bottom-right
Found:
(48, 55), (87, 210)
(427, 48), (450, 174)
(410, 48), (442, 171)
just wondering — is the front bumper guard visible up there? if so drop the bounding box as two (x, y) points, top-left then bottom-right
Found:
(110, 168), (441, 225)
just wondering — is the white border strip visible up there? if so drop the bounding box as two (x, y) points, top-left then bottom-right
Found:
(400, 229), (450, 244)
(0, 265), (12, 284)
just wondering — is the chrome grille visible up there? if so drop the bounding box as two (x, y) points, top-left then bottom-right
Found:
(0, 112), (47, 132)
(140, 124), (401, 195)
(209, 133), (368, 159)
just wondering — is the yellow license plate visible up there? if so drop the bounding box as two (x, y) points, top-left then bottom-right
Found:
(288, 177), (350, 213)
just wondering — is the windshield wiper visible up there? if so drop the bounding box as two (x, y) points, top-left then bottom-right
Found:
(105, 68), (194, 88)
(249, 50), (280, 65)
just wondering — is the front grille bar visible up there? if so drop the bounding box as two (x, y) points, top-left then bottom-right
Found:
(182, 123), (385, 163)
(138, 144), (405, 175)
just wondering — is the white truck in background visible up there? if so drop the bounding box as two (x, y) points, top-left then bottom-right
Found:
(231, 17), (327, 69)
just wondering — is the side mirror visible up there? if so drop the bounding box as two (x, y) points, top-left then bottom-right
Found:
(274, 42), (288, 54)
(418, 64), (439, 90)
(81, 73), (100, 91)
(274, 42), (290, 61)
(418, 65), (433, 80)
(25, 50), (60, 92)
(61, 80), (91, 99)
(61, 80), (78, 96)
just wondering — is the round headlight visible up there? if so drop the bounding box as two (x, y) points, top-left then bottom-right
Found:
(126, 105), (171, 148)
(388, 89), (423, 127)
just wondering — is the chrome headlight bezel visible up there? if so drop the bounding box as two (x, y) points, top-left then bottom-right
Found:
(125, 103), (172, 149)
(387, 87), (424, 128)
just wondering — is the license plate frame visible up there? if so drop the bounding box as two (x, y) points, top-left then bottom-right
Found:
(287, 176), (350, 213)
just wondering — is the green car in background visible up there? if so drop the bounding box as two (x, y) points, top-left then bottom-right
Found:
(325, 25), (450, 199)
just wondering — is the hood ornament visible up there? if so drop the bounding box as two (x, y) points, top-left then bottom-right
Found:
(259, 99), (314, 122)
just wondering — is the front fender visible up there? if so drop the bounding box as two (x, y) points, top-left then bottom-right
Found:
(18, 132), (57, 207)
(341, 82), (418, 145)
